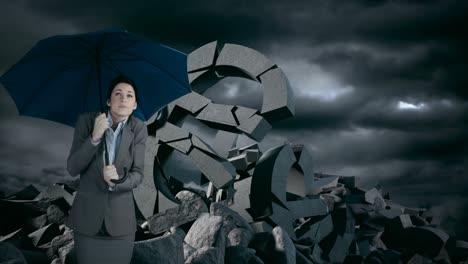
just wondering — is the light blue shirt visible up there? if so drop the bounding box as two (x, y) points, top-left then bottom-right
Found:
(105, 110), (128, 165)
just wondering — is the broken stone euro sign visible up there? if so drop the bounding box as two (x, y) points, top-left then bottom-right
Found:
(132, 41), (327, 241)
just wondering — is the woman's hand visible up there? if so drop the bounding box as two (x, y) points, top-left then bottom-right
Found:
(92, 113), (109, 142)
(103, 165), (118, 187)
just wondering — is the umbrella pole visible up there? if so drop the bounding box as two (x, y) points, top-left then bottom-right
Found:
(96, 53), (110, 166)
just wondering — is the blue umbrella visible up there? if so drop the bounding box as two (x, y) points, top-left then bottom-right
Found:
(0, 28), (191, 126)
(0, 28), (191, 182)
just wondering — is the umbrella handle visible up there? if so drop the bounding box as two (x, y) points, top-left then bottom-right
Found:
(111, 167), (129, 184)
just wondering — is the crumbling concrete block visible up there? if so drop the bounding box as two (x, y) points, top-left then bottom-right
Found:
(259, 67), (295, 122)
(188, 41), (217, 72)
(216, 43), (275, 79)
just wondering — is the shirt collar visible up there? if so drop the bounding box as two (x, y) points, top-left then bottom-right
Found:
(107, 110), (128, 129)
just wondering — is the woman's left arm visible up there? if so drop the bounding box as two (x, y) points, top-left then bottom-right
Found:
(113, 121), (148, 193)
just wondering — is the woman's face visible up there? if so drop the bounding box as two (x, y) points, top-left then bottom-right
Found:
(107, 82), (137, 120)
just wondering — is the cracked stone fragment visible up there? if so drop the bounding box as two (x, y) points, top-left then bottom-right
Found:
(213, 130), (238, 159)
(272, 226), (296, 264)
(188, 148), (235, 189)
(175, 190), (200, 203)
(27, 223), (61, 247)
(44, 185), (74, 207)
(196, 103), (238, 127)
(185, 213), (226, 257)
(310, 176), (339, 195)
(210, 202), (253, 235)
(170, 92), (212, 115)
(132, 230), (184, 264)
(148, 198), (208, 235)
(237, 114), (271, 142)
(167, 137), (192, 154)
(259, 67), (295, 122)
(191, 135), (217, 156)
(216, 43), (275, 78)
(188, 41), (217, 72)
(156, 122), (190, 143)
(228, 153), (249, 170)
(234, 106), (258, 124)
(227, 228), (253, 247)
(185, 246), (224, 264)
(365, 188), (386, 207)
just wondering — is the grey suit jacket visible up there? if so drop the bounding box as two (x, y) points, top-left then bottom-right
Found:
(66, 111), (148, 236)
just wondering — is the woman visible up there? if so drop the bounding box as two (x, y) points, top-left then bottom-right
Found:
(66, 75), (148, 264)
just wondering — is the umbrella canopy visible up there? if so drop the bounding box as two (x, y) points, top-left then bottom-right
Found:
(0, 28), (191, 127)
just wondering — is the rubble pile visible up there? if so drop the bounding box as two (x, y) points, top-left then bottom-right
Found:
(1, 175), (467, 264)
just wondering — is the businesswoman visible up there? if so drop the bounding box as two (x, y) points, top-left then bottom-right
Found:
(66, 75), (148, 264)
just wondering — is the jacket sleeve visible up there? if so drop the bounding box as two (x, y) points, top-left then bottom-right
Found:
(114, 121), (148, 192)
(67, 113), (100, 177)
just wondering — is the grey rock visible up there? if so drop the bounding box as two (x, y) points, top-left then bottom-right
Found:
(227, 228), (253, 247)
(185, 213), (226, 258)
(46, 205), (66, 225)
(148, 198), (208, 235)
(272, 226), (296, 264)
(210, 202), (253, 235)
(225, 246), (263, 264)
(184, 242), (196, 261)
(58, 241), (74, 264)
(132, 231), (184, 264)
(185, 246), (223, 264)
(46, 229), (73, 259)
(166, 227), (187, 243)
(176, 191), (200, 203)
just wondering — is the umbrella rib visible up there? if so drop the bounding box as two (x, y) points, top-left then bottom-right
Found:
(103, 39), (146, 56)
(18, 62), (90, 114)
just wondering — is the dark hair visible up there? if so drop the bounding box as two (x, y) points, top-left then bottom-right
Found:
(107, 74), (138, 101)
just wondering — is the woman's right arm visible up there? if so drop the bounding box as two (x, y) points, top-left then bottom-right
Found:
(67, 113), (100, 177)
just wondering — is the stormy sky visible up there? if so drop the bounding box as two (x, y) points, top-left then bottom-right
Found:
(0, 1), (467, 239)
